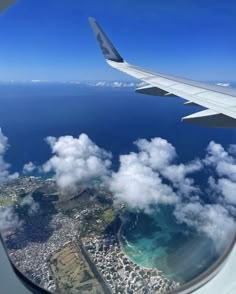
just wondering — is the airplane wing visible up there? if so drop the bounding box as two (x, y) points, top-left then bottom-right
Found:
(89, 17), (236, 128)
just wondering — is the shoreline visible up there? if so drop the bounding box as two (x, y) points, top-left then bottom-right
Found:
(83, 233), (179, 293)
(117, 214), (163, 272)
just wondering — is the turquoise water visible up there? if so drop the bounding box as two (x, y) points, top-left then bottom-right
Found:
(120, 206), (219, 284)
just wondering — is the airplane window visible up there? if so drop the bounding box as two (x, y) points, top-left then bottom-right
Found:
(0, 1), (236, 294)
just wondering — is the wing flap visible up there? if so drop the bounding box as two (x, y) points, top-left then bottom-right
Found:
(184, 101), (200, 106)
(135, 85), (177, 97)
(182, 109), (236, 128)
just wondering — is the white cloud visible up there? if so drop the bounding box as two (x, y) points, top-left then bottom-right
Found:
(133, 138), (202, 197)
(174, 202), (235, 252)
(92, 81), (139, 88)
(136, 81), (148, 87)
(161, 160), (202, 197)
(228, 144), (236, 155)
(31, 79), (48, 83)
(111, 81), (136, 88)
(109, 137), (235, 252)
(68, 81), (81, 84)
(204, 141), (229, 166)
(110, 152), (178, 213)
(95, 81), (107, 87)
(43, 133), (112, 193)
(20, 193), (40, 215)
(0, 128), (19, 183)
(204, 141), (236, 181)
(216, 178), (236, 206)
(204, 141), (236, 208)
(38, 133), (235, 252)
(134, 137), (177, 170)
(216, 83), (231, 87)
(0, 207), (19, 232)
(0, 128), (19, 234)
(22, 162), (37, 174)
(0, 128), (8, 154)
(110, 137), (201, 212)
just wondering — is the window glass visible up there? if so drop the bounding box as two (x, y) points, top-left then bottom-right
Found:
(0, 1), (235, 293)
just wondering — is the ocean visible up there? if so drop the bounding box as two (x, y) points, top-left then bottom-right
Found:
(0, 82), (236, 283)
(120, 207), (218, 284)
(0, 82), (236, 173)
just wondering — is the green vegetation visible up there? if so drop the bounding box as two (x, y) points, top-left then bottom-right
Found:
(101, 208), (116, 224)
(0, 198), (16, 207)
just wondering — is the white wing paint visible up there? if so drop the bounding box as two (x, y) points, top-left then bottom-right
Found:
(89, 17), (236, 128)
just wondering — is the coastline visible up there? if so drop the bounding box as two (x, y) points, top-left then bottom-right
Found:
(117, 212), (171, 275)
(83, 232), (179, 293)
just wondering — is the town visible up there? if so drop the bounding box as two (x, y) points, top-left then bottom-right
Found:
(1, 177), (179, 293)
(83, 235), (179, 293)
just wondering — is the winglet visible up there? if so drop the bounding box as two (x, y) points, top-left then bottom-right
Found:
(89, 17), (124, 63)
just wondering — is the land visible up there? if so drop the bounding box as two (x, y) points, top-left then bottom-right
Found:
(0, 177), (179, 293)
(50, 242), (104, 293)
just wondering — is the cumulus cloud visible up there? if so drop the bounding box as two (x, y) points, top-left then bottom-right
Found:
(20, 193), (40, 215)
(174, 202), (235, 252)
(204, 141), (236, 208)
(134, 137), (177, 170)
(110, 137), (202, 212)
(110, 152), (178, 213)
(0, 193), (38, 233)
(161, 160), (203, 198)
(134, 138), (202, 197)
(204, 141), (236, 181)
(39, 132), (235, 252)
(22, 162), (37, 174)
(0, 207), (19, 232)
(109, 137), (235, 252)
(0, 128), (19, 234)
(214, 178), (236, 206)
(0, 128), (19, 183)
(43, 133), (112, 193)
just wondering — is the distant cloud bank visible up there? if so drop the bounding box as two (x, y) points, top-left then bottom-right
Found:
(1, 80), (234, 90)
(88, 81), (146, 88)
(0, 80), (147, 88)
(216, 82), (231, 87)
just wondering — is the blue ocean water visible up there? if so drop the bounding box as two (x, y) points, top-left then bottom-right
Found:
(0, 82), (235, 173)
(0, 82), (235, 283)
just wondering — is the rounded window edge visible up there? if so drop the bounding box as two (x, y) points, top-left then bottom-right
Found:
(166, 234), (236, 294)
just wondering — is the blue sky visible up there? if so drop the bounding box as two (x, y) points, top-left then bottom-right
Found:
(0, 0), (235, 82)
